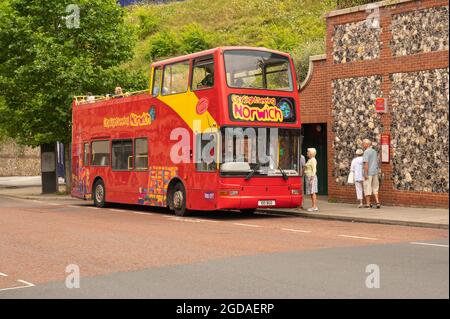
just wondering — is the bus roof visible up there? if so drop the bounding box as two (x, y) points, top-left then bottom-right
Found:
(150, 46), (292, 67)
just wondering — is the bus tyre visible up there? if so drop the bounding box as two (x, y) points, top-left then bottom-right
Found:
(172, 183), (187, 217)
(93, 179), (106, 208)
(240, 209), (256, 215)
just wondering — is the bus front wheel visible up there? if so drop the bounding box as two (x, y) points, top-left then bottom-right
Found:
(172, 183), (187, 217)
(93, 179), (106, 208)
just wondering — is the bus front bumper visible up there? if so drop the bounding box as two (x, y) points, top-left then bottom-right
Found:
(216, 194), (302, 210)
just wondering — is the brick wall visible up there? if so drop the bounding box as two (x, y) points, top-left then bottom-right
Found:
(299, 0), (449, 208)
(299, 56), (328, 124)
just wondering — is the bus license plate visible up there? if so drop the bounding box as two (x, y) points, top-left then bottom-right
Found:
(258, 200), (276, 206)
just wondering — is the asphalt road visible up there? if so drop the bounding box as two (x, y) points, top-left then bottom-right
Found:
(0, 195), (448, 298)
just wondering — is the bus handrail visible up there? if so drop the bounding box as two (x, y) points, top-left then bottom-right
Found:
(74, 89), (150, 106)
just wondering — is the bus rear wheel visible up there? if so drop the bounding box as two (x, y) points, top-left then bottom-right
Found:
(93, 179), (106, 208)
(172, 183), (187, 217)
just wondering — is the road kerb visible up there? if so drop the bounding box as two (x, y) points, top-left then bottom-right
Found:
(258, 209), (449, 230)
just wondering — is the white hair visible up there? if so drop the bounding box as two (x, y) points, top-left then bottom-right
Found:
(307, 148), (317, 157)
(363, 139), (371, 145)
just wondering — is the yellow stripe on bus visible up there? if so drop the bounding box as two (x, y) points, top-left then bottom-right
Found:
(158, 91), (218, 133)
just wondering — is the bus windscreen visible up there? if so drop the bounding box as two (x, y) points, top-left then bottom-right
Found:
(224, 50), (293, 91)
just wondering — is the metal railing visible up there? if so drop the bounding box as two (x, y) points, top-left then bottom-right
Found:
(74, 89), (150, 106)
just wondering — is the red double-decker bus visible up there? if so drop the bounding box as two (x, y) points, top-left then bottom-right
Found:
(72, 47), (302, 216)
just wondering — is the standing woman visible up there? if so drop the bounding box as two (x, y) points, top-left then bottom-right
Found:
(350, 149), (365, 208)
(304, 148), (318, 212)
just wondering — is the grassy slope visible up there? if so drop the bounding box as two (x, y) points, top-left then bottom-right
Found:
(124, 0), (337, 81)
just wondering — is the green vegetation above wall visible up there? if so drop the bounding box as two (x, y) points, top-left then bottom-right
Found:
(336, 0), (378, 9)
(125, 0), (337, 82)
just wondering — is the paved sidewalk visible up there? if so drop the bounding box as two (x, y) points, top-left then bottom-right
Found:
(0, 179), (448, 229)
(264, 197), (449, 229)
(0, 176), (65, 188)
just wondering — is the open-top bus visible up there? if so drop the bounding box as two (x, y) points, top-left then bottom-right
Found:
(72, 47), (302, 216)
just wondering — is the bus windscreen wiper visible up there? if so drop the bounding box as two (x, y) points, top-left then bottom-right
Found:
(245, 164), (260, 180)
(278, 165), (288, 180)
(245, 169), (257, 180)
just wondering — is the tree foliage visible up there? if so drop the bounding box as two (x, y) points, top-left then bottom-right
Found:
(179, 23), (211, 54)
(0, 0), (146, 146)
(127, 0), (336, 82)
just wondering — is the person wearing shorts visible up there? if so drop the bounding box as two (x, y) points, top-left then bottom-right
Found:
(362, 139), (381, 209)
(304, 148), (318, 212)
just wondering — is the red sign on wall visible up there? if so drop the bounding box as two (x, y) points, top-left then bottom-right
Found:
(381, 134), (390, 163)
(375, 98), (388, 113)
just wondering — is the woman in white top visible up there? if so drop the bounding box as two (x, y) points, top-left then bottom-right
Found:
(304, 148), (318, 212)
(350, 149), (365, 208)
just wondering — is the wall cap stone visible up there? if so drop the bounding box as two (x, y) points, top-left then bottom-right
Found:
(325, 0), (414, 18)
(300, 54), (327, 90)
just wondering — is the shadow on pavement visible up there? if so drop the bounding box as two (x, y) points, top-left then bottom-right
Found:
(84, 202), (288, 222)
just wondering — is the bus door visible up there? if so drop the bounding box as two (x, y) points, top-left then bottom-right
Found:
(110, 139), (134, 201)
(133, 137), (149, 204)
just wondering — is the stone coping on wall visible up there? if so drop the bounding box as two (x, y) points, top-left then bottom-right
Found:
(300, 54), (327, 90)
(325, 0), (414, 18)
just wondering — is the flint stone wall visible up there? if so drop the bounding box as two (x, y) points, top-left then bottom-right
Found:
(390, 6), (449, 57)
(0, 138), (40, 176)
(332, 75), (383, 185)
(390, 68), (449, 193)
(332, 20), (381, 64)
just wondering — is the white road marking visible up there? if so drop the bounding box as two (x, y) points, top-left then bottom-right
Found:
(410, 242), (449, 248)
(338, 234), (378, 241)
(109, 209), (128, 213)
(17, 280), (35, 287)
(87, 207), (100, 210)
(233, 223), (262, 228)
(0, 279), (35, 292)
(131, 211), (154, 216)
(47, 203), (61, 206)
(68, 205), (82, 208)
(0, 272), (8, 277)
(165, 216), (219, 223)
(169, 217), (201, 223)
(199, 219), (219, 223)
(281, 228), (311, 233)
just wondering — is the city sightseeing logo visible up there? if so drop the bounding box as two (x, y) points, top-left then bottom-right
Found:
(103, 107), (156, 128)
(231, 95), (292, 123)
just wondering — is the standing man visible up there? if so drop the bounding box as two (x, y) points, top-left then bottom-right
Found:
(362, 139), (381, 208)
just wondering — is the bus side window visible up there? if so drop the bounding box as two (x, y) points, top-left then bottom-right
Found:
(83, 143), (90, 166)
(111, 139), (133, 171)
(91, 140), (110, 166)
(192, 55), (214, 90)
(152, 67), (162, 97)
(162, 60), (190, 95)
(134, 138), (148, 170)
